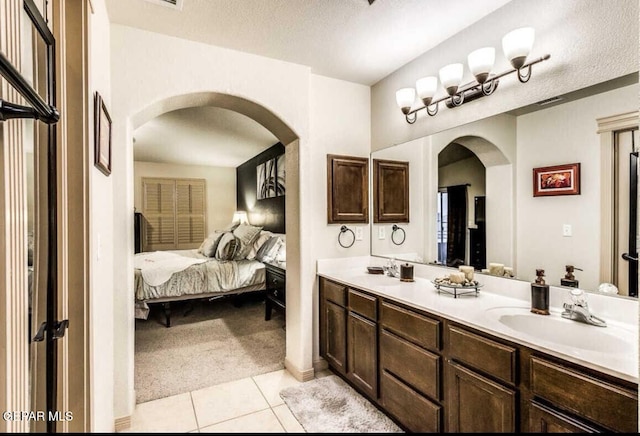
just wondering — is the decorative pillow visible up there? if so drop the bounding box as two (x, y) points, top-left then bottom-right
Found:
(255, 236), (282, 263)
(275, 239), (286, 263)
(215, 232), (240, 261)
(199, 232), (224, 257)
(246, 230), (274, 260)
(233, 223), (263, 259)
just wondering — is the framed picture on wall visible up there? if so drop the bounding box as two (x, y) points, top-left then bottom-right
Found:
(533, 162), (580, 197)
(257, 154), (286, 200)
(94, 92), (112, 176)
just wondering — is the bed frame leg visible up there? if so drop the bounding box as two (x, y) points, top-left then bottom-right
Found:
(163, 302), (171, 328)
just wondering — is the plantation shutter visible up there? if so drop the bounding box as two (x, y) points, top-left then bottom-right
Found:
(142, 178), (206, 251)
(176, 180), (206, 249)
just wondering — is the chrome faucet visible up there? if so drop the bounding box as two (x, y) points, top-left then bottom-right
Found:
(384, 258), (400, 278)
(561, 289), (607, 327)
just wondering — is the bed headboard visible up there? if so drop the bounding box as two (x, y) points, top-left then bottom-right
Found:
(236, 142), (286, 234)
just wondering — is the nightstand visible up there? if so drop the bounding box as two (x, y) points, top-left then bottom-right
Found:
(264, 262), (286, 322)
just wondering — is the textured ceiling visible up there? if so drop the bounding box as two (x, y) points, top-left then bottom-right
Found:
(106, 0), (513, 86)
(112, 0), (514, 166)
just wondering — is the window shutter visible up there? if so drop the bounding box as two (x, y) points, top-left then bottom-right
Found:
(176, 180), (206, 249)
(141, 177), (206, 251)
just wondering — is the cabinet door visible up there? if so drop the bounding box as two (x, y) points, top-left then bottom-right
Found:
(373, 159), (409, 223)
(323, 301), (347, 374)
(327, 155), (369, 223)
(446, 361), (516, 433)
(347, 312), (378, 399)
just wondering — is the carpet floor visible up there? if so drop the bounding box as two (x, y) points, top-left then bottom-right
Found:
(134, 293), (285, 404)
(280, 375), (404, 433)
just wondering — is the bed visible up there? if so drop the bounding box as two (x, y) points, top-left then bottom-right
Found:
(134, 224), (285, 327)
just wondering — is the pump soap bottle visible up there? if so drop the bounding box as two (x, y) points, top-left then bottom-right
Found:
(560, 265), (582, 288)
(531, 269), (550, 315)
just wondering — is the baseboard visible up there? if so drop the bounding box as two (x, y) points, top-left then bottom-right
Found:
(114, 416), (131, 432)
(284, 357), (315, 382)
(313, 357), (328, 372)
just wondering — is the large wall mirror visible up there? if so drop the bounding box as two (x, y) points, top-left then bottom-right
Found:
(371, 74), (639, 299)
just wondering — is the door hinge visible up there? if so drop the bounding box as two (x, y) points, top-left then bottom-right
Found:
(32, 319), (69, 342)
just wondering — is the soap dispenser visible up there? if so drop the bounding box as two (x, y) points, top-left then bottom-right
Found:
(531, 269), (550, 315)
(561, 265), (582, 288)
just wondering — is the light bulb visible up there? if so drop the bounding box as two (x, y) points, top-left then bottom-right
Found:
(439, 63), (463, 96)
(502, 27), (535, 69)
(395, 88), (416, 114)
(416, 76), (438, 106)
(468, 47), (495, 84)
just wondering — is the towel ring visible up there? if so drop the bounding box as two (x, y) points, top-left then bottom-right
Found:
(391, 224), (406, 246)
(338, 225), (355, 248)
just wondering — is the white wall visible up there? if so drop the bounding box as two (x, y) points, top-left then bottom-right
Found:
(516, 83), (638, 290)
(109, 25), (370, 419)
(88, 0), (114, 431)
(308, 74), (371, 364)
(133, 161), (236, 237)
(371, 0), (638, 151)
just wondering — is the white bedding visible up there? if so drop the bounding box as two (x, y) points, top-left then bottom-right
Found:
(134, 251), (208, 286)
(134, 249), (266, 303)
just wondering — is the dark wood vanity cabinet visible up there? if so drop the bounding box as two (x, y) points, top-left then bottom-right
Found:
(318, 276), (638, 433)
(319, 279), (347, 375)
(445, 324), (517, 433)
(346, 289), (378, 399)
(379, 301), (443, 432)
(528, 355), (638, 433)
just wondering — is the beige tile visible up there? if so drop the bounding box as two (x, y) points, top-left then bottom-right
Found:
(127, 393), (198, 433)
(191, 377), (270, 428)
(272, 404), (305, 433)
(252, 369), (303, 407)
(199, 409), (285, 433)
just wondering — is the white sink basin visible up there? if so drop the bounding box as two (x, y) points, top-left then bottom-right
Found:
(484, 307), (635, 354)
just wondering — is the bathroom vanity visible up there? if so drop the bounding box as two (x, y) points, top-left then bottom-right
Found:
(317, 258), (638, 433)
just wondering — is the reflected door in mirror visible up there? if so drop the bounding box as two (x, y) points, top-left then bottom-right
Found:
(373, 159), (409, 223)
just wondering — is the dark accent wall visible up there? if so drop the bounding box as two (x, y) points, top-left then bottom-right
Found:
(237, 143), (286, 233)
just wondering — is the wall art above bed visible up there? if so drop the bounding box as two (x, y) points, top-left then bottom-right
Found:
(237, 143), (286, 234)
(257, 153), (285, 199)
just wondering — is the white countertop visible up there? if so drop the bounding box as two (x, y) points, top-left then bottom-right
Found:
(317, 258), (639, 384)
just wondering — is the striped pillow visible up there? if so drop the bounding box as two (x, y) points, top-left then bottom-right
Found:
(215, 232), (240, 261)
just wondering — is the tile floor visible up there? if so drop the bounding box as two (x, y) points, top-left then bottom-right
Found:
(121, 369), (331, 433)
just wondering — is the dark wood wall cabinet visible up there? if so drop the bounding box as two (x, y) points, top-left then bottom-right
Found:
(373, 159), (409, 223)
(318, 276), (638, 433)
(327, 155), (369, 224)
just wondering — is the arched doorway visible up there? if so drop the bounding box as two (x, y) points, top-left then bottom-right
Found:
(125, 91), (303, 406)
(434, 134), (514, 272)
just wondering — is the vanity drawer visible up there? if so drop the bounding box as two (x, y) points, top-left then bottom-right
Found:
(321, 278), (346, 307)
(348, 289), (376, 321)
(380, 301), (440, 351)
(530, 356), (638, 433)
(380, 330), (440, 400)
(380, 370), (441, 433)
(448, 325), (516, 385)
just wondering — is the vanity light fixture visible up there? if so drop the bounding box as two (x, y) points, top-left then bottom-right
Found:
(396, 27), (550, 124)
